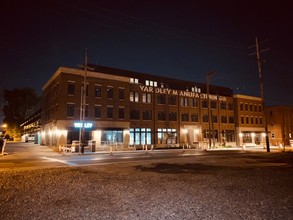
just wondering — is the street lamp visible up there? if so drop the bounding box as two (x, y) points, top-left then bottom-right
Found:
(206, 72), (217, 149)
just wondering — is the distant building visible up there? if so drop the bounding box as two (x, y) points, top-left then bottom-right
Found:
(233, 94), (266, 147)
(266, 106), (293, 147)
(40, 65), (236, 149)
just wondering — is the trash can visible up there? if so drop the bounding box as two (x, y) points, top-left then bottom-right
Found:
(88, 140), (96, 152)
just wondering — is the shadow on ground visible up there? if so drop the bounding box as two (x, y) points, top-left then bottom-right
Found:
(135, 163), (227, 174)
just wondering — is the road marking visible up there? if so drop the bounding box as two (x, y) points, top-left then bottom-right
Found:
(40, 157), (76, 166)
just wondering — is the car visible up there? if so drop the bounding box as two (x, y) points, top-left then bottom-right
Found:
(25, 134), (35, 142)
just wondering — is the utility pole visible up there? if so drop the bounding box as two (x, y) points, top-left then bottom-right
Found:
(206, 71), (217, 149)
(79, 49), (88, 154)
(249, 37), (270, 152)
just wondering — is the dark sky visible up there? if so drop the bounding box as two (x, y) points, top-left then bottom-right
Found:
(1, 0), (292, 106)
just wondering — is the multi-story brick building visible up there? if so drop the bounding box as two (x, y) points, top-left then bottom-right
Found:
(266, 106), (293, 147)
(233, 94), (266, 147)
(41, 65), (237, 149)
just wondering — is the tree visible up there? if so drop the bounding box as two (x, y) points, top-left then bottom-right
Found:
(2, 88), (40, 138)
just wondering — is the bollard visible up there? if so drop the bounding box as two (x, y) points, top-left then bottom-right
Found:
(151, 145), (153, 151)
(110, 145), (113, 155)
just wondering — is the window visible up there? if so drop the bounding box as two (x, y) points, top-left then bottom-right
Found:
(192, 98), (198, 107)
(94, 105), (101, 118)
(119, 88), (125, 100)
(67, 82), (75, 95)
(240, 103), (244, 111)
(119, 107), (125, 119)
(254, 105), (257, 112)
(246, 116), (249, 124)
(228, 103), (234, 110)
(220, 102), (226, 110)
(107, 106), (113, 118)
(143, 110), (152, 120)
(241, 116), (244, 124)
(107, 87), (113, 99)
(157, 128), (177, 144)
(243, 133), (252, 143)
(142, 93), (152, 103)
(130, 91), (139, 102)
(181, 113), (189, 121)
(130, 128), (152, 145)
(95, 85), (102, 97)
(245, 104), (248, 111)
(157, 95), (166, 104)
(130, 109), (140, 120)
(168, 96), (176, 105)
(130, 78), (139, 84)
(211, 101), (217, 109)
(255, 117), (258, 124)
(229, 116), (234, 124)
(158, 111), (166, 121)
(260, 117), (263, 124)
(259, 105), (262, 112)
(202, 100), (208, 108)
(67, 103), (74, 117)
(168, 112), (177, 121)
(221, 115), (227, 123)
(191, 113), (198, 122)
(250, 104), (253, 111)
(180, 97), (189, 107)
(250, 117), (254, 124)
(203, 114), (209, 122)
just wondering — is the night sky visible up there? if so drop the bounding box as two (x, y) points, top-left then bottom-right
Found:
(1, 0), (292, 106)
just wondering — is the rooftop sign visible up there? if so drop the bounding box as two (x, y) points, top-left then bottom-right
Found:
(139, 86), (226, 101)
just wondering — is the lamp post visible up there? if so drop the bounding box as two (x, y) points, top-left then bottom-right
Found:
(206, 72), (217, 149)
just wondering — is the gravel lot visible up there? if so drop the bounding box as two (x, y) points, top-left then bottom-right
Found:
(1, 152), (293, 220)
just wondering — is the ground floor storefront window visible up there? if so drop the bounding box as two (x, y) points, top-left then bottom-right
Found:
(101, 130), (123, 144)
(130, 128), (152, 145)
(67, 130), (91, 144)
(157, 128), (177, 144)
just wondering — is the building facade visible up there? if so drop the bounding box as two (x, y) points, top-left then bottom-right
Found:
(233, 94), (266, 147)
(41, 65), (238, 149)
(267, 106), (293, 147)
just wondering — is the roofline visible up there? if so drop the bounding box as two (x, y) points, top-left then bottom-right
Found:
(233, 94), (262, 101)
(42, 66), (130, 91)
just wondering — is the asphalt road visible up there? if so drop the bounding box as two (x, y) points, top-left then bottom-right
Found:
(1, 142), (207, 171)
(0, 142), (291, 171)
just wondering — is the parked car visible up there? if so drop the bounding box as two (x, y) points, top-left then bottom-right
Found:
(25, 134), (35, 142)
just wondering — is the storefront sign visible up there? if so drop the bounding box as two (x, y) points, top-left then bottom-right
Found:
(74, 122), (93, 128)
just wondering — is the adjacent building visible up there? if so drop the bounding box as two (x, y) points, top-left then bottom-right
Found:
(267, 106), (293, 147)
(233, 94), (266, 147)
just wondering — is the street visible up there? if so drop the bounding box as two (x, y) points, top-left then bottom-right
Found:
(0, 142), (209, 171)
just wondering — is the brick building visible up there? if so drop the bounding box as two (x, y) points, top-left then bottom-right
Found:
(233, 94), (266, 147)
(41, 65), (237, 149)
(267, 106), (293, 147)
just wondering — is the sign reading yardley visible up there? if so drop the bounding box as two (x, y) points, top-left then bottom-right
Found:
(139, 86), (226, 101)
